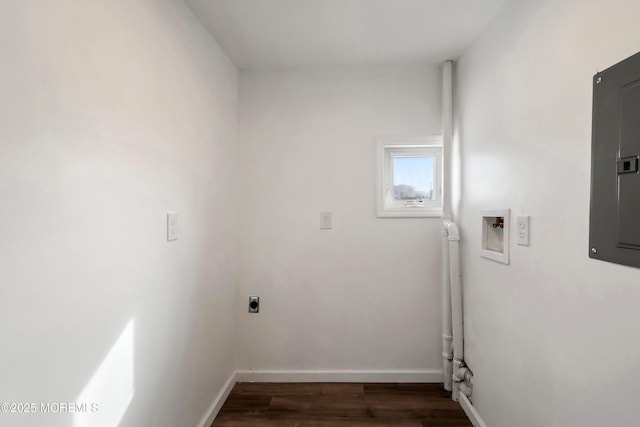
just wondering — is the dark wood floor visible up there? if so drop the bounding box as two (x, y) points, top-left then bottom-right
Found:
(211, 383), (472, 427)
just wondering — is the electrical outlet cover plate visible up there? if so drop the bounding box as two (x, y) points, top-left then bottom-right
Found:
(167, 212), (178, 241)
(320, 212), (332, 229)
(517, 216), (530, 246)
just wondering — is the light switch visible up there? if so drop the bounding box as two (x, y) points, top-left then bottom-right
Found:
(517, 216), (530, 246)
(320, 212), (332, 229)
(167, 212), (178, 241)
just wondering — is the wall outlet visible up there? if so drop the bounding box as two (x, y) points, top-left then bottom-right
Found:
(167, 212), (178, 241)
(248, 296), (259, 313)
(320, 212), (332, 229)
(517, 216), (530, 246)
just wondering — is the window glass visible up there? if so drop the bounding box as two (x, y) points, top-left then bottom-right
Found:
(392, 157), (435, 201)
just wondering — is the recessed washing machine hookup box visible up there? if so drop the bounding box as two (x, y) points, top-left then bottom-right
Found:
(590, 50), (640, 268)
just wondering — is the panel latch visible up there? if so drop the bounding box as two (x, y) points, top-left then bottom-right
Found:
(617, 156), (639, 174)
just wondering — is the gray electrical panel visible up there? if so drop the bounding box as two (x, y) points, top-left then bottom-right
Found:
(590, 51), (640, 268)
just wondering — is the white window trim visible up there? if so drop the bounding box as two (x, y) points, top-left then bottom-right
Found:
(376, 136), (443, 218)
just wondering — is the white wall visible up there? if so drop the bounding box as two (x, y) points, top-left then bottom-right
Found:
(0, 1), (237, 426)
(236, 67), (444, 376)
(456, 1), (640, 426)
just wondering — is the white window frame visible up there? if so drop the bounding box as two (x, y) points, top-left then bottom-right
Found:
(376, 136), (443, 218)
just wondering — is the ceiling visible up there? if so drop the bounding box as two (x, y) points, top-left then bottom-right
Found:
(184, 0), (507, 70)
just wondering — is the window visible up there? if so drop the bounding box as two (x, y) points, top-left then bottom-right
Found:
(376, 137), (443, 217)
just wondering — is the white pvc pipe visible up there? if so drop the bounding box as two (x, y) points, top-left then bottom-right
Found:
(441, 222), (453, 391)
(441, 60), (455, 392)
(440, 60), (474, 402)
(447, 222), (463, 402)
(459, 366), (474, 385)
(442, 60), (453, 218)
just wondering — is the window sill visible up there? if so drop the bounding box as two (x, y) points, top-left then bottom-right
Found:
(376, 207), (443, 218)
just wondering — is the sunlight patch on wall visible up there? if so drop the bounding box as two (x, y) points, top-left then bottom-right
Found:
(74, 319), (135, 427)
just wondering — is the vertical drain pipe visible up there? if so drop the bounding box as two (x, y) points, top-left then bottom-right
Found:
(442, 220), (453, 391)
(440, 61), (474, 404)
(441, 60), (454, 392)
(441, 61), (473, 400)
(441, 222), (453, 391)
(442, 60), (453, 218)
(447, 222), (464, 401)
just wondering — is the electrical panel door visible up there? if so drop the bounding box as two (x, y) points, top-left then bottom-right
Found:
(590, 51), (640, 268)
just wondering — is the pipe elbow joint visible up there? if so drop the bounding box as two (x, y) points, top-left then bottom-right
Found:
(446, 222), (460, 241)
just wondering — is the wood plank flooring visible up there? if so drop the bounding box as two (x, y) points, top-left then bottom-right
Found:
(211, 383), (472, 427)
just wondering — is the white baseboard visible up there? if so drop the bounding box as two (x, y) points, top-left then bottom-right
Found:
(197, 371), (237, 427)
(234, 369), (443, 383)
(460, 393), (487, 427)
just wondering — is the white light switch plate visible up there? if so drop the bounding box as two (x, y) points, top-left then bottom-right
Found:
(167, 212), (178, 241)
(320, 212), (332, 229)
(517, 216), (529, 246)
